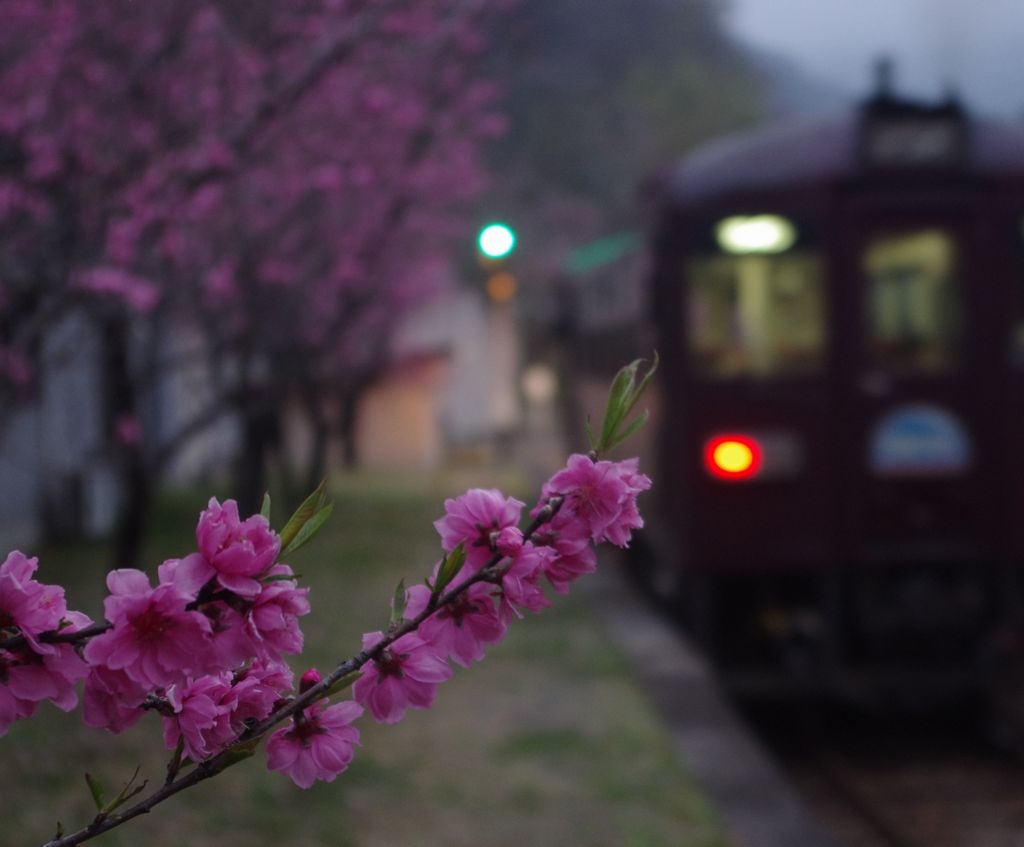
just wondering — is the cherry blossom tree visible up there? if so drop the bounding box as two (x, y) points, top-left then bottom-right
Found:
(0, 0), (511, 559)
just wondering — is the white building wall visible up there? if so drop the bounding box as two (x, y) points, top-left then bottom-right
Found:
(154, 320), (239, 487)
(428, 288), (522, 445)
(38, 311), (116, 538)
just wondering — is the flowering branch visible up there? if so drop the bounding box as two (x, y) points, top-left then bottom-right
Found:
(0, 359), (656, 847)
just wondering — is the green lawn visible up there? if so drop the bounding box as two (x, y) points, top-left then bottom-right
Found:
(2, 472), (727, 847)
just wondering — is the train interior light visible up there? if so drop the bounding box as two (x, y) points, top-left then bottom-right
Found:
(704, 434), (762, 481)
(688, 231), (825, 378)
(715, 215), (796, 255)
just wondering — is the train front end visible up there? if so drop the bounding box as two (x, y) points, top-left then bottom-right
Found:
(650, 84), (1024, 692)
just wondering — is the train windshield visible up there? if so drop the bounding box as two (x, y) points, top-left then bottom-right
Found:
(687, 217), (825, 378)
(863, 228), (961, 372)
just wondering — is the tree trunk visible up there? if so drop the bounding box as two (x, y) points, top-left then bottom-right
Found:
(338, 387), (359, 470)
(234, 406), (277, 516)
(114, 450), (151, 568)
(304, 399), (329, 495)
(100, 314), (151, 568)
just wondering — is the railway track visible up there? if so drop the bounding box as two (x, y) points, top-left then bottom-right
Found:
(739, 698), (1024, 847)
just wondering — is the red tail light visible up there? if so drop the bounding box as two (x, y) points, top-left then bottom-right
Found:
(704, 434), (762, 481)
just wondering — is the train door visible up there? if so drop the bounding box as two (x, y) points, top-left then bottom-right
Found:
(837, 206), (1000, 659)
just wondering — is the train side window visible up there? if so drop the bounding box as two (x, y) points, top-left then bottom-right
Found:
(863, 229), (960, 372)
(687, 237), (825, 378)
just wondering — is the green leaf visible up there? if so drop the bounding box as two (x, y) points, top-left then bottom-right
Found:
(598, 362), (636, 450)
(281, 503), (333, 557)
(618, 351), (659, 424)
(391, 579), (407, 624)
(260, 492), (272, 521)
(634, 350), (659, 402)
(84, 773), (105, 811)
(262, 571), (303, 584)
(165, 738), (185, 785)
(591, 354), (658, 454)
(434, 542), (466, 596)
(606, 409), (649, 452)
(279, 481), (329, 552)
(217, 738), (260, 772)
(103, 767), (146, 814)
(201, 739), (261, 778)
(326, 671), (358, 697)
(585, 415), (597, 451)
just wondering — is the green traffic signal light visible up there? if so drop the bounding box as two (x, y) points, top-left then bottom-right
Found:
(477, 222), (516, 259)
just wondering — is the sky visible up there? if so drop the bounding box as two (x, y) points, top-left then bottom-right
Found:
(725, 0), (1024, 118)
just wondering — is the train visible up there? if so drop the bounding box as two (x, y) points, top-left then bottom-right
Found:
(638, 71), (1024, 698)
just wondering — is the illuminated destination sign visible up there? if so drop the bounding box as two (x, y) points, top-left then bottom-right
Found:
(863, 116), (965, 167)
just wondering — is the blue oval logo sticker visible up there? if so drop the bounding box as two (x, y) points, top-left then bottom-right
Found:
(868, 404), (972, 476)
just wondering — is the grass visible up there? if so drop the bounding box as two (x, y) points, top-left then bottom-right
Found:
(2, 471), (727, 847)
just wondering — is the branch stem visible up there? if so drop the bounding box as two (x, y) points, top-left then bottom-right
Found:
(40, 495), (565, 847)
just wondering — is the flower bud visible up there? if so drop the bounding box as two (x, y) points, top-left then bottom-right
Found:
(299, 668), (322, 693)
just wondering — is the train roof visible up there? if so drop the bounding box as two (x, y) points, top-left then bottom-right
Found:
(663, 111), (1024, 207)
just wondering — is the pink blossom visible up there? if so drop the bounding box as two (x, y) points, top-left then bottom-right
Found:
(163, 673), (237, 761)
(434, 489), (524, 569)
(81, 665), (148, 733)
(72, 266), (160, 312)
(531, 511), (598, 595)
(540, 455), (651, 547)
(266, 699), (362, 789)
(194, 499), (281, 598)
(83, 569), (214, 689)
(493, 525), (524, 559)
(0, 611), (91, 734)
(161, 660), (293, 760)
(157, 552), (213, 596)
(602, 459), (651, 547)
(298, 668), (322, 692)
(244, 564), (310, 660)
(353, 632), (452, 724)
(0, 554), (90, 732)
(406, 580), (505, 667)
(0, 602), (91, 737)
(165, 556), (309, 665)
(0, 551), (69, 653)
(196, 599), (253, 669)
(0, 668), (37, 736)
(497, 543), (553, 621)
(3, 634), (88, 711)
(229, 659), (293, 728)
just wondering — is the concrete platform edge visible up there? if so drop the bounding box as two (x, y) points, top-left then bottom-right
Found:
(583, 562), (842, 847)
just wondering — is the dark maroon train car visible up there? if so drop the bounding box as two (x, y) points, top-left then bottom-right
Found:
(647, 78), (1024, 695)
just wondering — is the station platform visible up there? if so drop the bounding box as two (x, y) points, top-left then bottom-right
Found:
(584, 561), (842, 847)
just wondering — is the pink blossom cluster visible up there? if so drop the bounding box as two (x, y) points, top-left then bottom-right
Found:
(0, 453), (650, 795)
(0, 498), (328, 784)
(80, 499), (311, 749)
(0, 552), (91, 733)
(0, 0), (511, 442)
(351, 454), (651, 727)
(540, 455), (651, 547)
(72, 266), (161, 312)
(266, 669), (362, 789)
